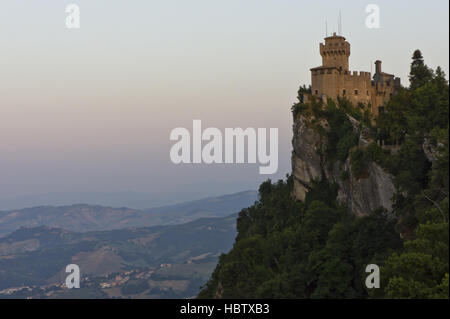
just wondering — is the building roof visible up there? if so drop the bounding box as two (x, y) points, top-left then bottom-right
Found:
(324, 33), (346, 40)
(310, 66), (339, 71)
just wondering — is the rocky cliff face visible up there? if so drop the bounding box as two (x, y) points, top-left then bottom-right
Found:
(291, 114), (327, 201)
(292, 113), (395, 216)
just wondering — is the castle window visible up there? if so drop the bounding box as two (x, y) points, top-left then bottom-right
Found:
(378, 106), (385, 114)
(315, 90), (319, 95)
(386, 81), (391, 86)
(354, 90), (358, 95)
(367, 90), (369, 96)
(343, 89), (346, 96)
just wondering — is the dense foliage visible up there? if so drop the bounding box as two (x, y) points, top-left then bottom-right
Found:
(198, 177), (401, 298)
(199, 50), (449, 299)
(371, 50), (449, 298)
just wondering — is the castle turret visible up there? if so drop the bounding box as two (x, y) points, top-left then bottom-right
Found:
(320, 32), (351, 71)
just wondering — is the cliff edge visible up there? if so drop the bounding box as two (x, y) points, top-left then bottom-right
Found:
(291, 104), (395, 216)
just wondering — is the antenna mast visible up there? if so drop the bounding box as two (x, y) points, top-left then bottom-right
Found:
(338, 11), (342, 35)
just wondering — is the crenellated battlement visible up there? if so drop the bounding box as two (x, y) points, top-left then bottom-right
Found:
(311, 69), (372, 79)
(343, 71), (372, 78)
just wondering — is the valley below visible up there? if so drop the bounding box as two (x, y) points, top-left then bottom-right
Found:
(0, 191), (256, 299)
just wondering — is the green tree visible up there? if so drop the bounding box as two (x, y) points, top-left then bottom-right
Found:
(409, 50), (434, 90)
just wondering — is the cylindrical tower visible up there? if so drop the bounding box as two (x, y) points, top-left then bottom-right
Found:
(319, 32), (351, 71)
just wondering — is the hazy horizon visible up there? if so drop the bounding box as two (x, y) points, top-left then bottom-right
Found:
(1, 0), (449, 204)
(0, 189), (259, 211)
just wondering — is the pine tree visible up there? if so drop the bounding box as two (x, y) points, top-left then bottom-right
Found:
(409, 50), (433, 90)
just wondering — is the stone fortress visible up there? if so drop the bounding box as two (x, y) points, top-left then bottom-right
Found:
(310, 33), (401, 116)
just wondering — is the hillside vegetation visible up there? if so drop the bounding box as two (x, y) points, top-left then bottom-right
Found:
(0, 215), (237, 298)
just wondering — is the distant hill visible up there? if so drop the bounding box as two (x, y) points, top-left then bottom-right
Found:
(0, 191), (257, 237)
(0, 214), (237, 298)
(0, 189), (258, 211)
(0, 191), (174, 211)
(143, 191), (258, 225)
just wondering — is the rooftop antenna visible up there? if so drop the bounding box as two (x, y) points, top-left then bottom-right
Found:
(338, 10), (342, 35)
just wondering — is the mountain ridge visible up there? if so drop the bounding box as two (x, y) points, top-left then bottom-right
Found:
(0, 190), (257, 237)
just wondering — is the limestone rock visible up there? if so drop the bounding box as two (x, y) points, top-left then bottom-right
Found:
(326, 160), (395, 216)
(291, 115), (327, 201)
(423, 138), (439, 165)
(292, 113), (395, 216)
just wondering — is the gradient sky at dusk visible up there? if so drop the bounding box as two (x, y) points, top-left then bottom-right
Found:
(0, 0), (448, 207)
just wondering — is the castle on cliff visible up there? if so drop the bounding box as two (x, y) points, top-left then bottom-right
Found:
(310, 33), (401, 116)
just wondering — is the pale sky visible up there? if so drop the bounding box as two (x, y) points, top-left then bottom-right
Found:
(0, 0), (448, 206)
